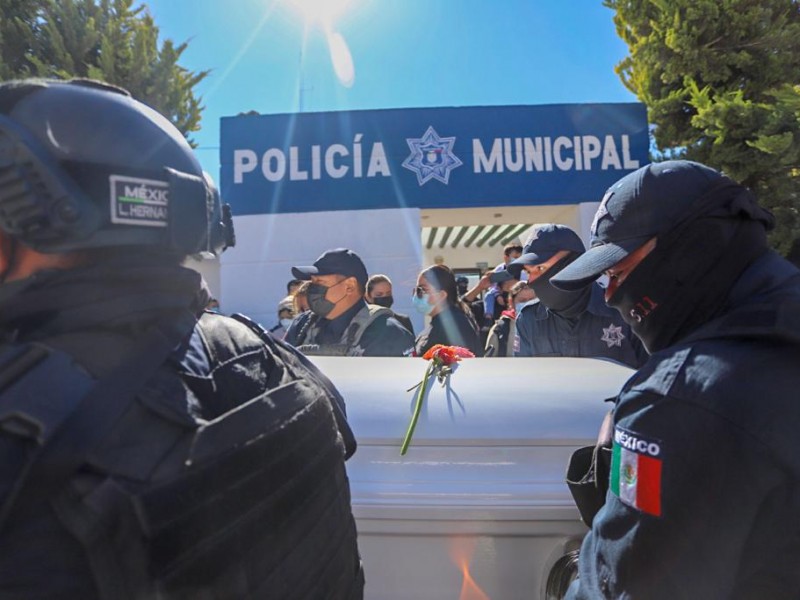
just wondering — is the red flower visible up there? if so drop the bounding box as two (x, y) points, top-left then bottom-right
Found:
(401, 345), (475, 455)
(451, 346), (476, 359)
(422, 344), (446, 360)
(422, 344), (475, 364)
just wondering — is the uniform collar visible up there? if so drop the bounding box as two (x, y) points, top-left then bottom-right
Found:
(0, 258), (203, 343)
(321, 298), (367, 340)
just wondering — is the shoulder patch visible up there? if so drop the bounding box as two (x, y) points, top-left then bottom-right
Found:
(610, 425), (663, 517)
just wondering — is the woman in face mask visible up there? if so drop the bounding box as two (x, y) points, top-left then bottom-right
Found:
(365, 274), (415, 335)
(268, 298), (296, 339)
(412, 265), (481, 357)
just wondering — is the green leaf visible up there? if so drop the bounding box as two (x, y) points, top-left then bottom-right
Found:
(607, 0), (800, 256)
(0, 0), (207, 142)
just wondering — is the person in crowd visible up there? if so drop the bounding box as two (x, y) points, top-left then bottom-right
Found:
(481, 244), (523, 326)
(286, 248), (414, 356)
(457, 274), (486, 332)
(502, 241), (523, 264)
(507, 223), (646, 368)
(456, 275), (469, 298)
(484, 280), (537, 357)
(286, 280), (314, 340)
(461, 266), (519, 348)
(0, 79), (363, 598)
(412, 264), (481, 356)
(206, 297), (221, 312)
(286, 278), (303, 296)
(485, 264), (519, 322)
(364, 273), (414, 335)
(293, 280), (311, 314)
(268, 296), (295, 339)
(552, 160), (800, 598)
(273, 278), (303, 329)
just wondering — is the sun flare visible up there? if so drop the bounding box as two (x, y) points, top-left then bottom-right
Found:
(286, 0), (355, 28)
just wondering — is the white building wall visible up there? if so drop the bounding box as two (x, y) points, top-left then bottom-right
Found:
(184, 256), (221, 300)
(218, 208), (424, 332)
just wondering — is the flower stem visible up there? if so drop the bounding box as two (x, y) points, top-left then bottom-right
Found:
(400, 362), (435, 455)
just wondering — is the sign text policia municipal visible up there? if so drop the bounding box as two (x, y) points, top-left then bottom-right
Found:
(220, 103), (649, 215)
(233, 129), (640, 184)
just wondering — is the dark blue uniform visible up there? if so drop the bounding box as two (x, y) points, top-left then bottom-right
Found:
(515, 283), (647, 368)
(285, 299), (414, 356)
(0, 261), (363, 599)
(567, 252), (800, 599)
(414, 305), (481, 357)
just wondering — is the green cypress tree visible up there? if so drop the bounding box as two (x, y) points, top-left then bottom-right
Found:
(605, 0), (800, 254)
(0, 0), (208, 144)
(0, 0), (43, 80)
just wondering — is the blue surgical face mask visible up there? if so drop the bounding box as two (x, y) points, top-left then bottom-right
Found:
(412, 294), (435, 315)
(280, 318), (293, 329)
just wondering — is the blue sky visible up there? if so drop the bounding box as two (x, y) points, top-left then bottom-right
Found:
(144, 0), (640, 178)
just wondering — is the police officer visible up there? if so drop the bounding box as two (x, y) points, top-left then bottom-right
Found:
(507, 224), (646, 368)
(484, 280), (536, 357)
(286, 248), (414, 356)
(0, 79), (363, 599)
(551, 160), (800, 598)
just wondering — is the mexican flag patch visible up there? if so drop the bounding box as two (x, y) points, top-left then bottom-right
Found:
(610, 426), (663, 517)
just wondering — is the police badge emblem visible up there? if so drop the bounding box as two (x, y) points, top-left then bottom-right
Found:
(601, 323), (625, 348)
(402, 126), (463, 185)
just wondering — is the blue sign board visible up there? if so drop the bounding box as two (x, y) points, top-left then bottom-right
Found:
(220, 103), (648, 215)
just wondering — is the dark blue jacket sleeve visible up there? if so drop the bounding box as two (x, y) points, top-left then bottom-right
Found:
(567, 391), (794, 599)
(360, 315), (415, 357)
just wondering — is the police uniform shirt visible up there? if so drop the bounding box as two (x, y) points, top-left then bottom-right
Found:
(351, 301), (415, 356)
(284, 310), (312, 347)
(313, 298), (365, 345)
(414, 305), (481, 357)
(567, 252), (800, 599)
(0, 262), (364, 598)
(390, 311), (415, 336)
(287, 300), (413, 357)
(515, 282), (647, 368)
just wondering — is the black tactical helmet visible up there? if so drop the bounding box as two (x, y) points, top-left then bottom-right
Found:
(0, 78), (234, 256)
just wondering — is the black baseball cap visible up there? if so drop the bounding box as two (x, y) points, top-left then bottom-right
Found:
(507, 224), (585, 278)
(551, 160), (771, 290)
(292, 248), (369, 287)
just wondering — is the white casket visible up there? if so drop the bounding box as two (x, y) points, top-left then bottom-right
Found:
(310, 356), (634, 600)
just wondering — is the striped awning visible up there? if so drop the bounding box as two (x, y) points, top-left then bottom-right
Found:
(422, 223), (532, 250)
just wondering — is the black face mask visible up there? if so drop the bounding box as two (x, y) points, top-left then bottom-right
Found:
(530, 254), (591, 319)
(371, 295), (394, 309)
(307, 281), (345, 317)
(607, 216), (768, 353)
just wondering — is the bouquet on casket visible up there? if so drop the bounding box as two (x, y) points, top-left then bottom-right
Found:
(400, 344), (475, 455)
